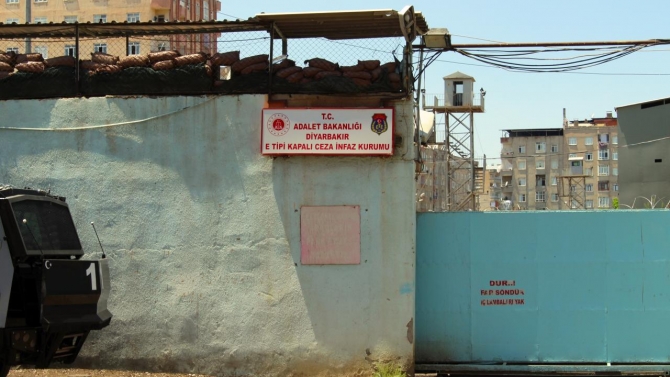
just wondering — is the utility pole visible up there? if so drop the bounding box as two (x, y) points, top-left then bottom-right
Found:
(24, 0), (31, 53)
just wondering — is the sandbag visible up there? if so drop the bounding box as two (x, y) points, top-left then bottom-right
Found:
(15, 61), (45, 73)
(152, 60), (175, 70)
(148, 50), (179, 64)
(93, 64), (122, 75)
(305, 58), (338, 71)
(0, 53), (14, 65)
(0, 62), (13, 72)
(174, 53), (207, 67)
(302, 67), (323, 78)
(380, 61), (397, 72)
(118, 55), (150, 68)
(275, 66), (301, 78)
(285, 71), (303, 83)
(314, 70), (342, 80)
(45, 56), (76, 67)
(343, 71), (372, 80)
(16, 53), (43, 63)
(210, 50), (239, 66)
(80, 60), (103, 70)
(358, 59), (380, 70)
(241, 61), (268, 75)
(370, 67), (382, 82)
(388, 72), (401, 82)
(231, 54), (268, 73)
(91, 52), (118, 65)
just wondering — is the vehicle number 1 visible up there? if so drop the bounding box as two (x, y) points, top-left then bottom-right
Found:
(85, 263), (97, 291)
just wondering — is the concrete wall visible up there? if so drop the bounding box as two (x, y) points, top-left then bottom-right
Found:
(617, 101), (670, 208)
(0, 95), (416, 376)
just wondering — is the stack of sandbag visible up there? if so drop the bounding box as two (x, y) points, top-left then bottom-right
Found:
(271, 57), (401, 88)
(81, 50), (212, 76)
(0, 52), (15, 80)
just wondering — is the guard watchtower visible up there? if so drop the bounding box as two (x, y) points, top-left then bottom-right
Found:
(423, 71), (485, 211)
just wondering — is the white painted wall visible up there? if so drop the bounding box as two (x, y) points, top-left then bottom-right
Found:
(0, 95), (416, 376)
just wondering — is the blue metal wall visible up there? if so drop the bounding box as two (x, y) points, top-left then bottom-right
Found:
(416, 211), (670, 363)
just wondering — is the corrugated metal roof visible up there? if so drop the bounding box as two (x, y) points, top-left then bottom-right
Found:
(254, 9), (429, 40)
(443, 71), (475, 80)
(0, 20), (265, 38)
(0, 8), (428, 40)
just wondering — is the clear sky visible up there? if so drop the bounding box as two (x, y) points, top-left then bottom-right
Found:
(218, 1), (670, 164)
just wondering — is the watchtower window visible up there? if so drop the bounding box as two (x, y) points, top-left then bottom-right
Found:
(454, 81), (464, 106)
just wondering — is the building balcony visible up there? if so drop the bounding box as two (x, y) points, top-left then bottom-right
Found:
(151, 0), (170, 10)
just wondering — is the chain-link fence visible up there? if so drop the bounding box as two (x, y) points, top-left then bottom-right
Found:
(0, 28), (409, 99)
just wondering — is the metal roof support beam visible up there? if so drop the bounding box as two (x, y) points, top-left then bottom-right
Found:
(272, 23), (287, 56)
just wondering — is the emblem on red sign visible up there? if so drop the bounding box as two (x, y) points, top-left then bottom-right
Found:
(371, 113), (389, 135)
(267, 113), (290, 137)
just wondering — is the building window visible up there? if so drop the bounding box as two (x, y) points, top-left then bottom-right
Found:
(551, 159), (558, 169)
(536, 175), (546, 187)
(518, 145), (526, 154)
(34, 45), (47, 58)
(93, 14), (107, 23)
(536, 142), (546, 153)
(6, 18), (19, 23)
(64, 15), (77, 23)
(6, 47), (19, 53)
(127, 13), (140, 22)
(586, 184), (593, 192)
(585, 137), (593, 146)
(551, 177), (557, 186)
(33, 0), (47, 3)
(536, 159), (545, 169)
(128, 42), (140, 55)
(155, 15), (166, 22)
(570, 185), (577, 193)
(536, 191), (546, 203)
(569, 137), (577, 146)
(612, 135), (618, 145)
(551, 193), (559, 202)
(598, 181), (609, 191)
(585, 167), (593, 176)
(598, 134), (610, 146)
(599, 165), (609, 176)
(599, 197), (610, 208)
(569, 153), (577, 159)
(33, 16), (47, 23)
(93, 43), (107, 53)
(613, 151), (618, 160)
(614, 184), (619, 192)
(586, 152), (593, 161)
(598, 149), (609, 160)
(64, 45), (76, 56)
(551, 144), (558, 153)
(518, 159), (526, 170)
(571, 199), (578, 209)
(519, 194), (526, 203)
(586, 200), (594, 209)
(6, 0), (18, 4)
(613, 167), (618, 176)
(518, 178), (526, 186)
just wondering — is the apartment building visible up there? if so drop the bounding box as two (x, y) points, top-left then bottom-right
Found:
(498, 112), (619, 210)
(1, 0), (220, 57)
(564, 112), (619, 209)
(500, 128), (565, 210)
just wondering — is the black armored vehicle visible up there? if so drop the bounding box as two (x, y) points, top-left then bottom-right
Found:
(0, 186), (112, 377)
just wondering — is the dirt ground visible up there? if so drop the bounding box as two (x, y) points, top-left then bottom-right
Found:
(8, 368), (439, 377)
(8, 369), (214, 377)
